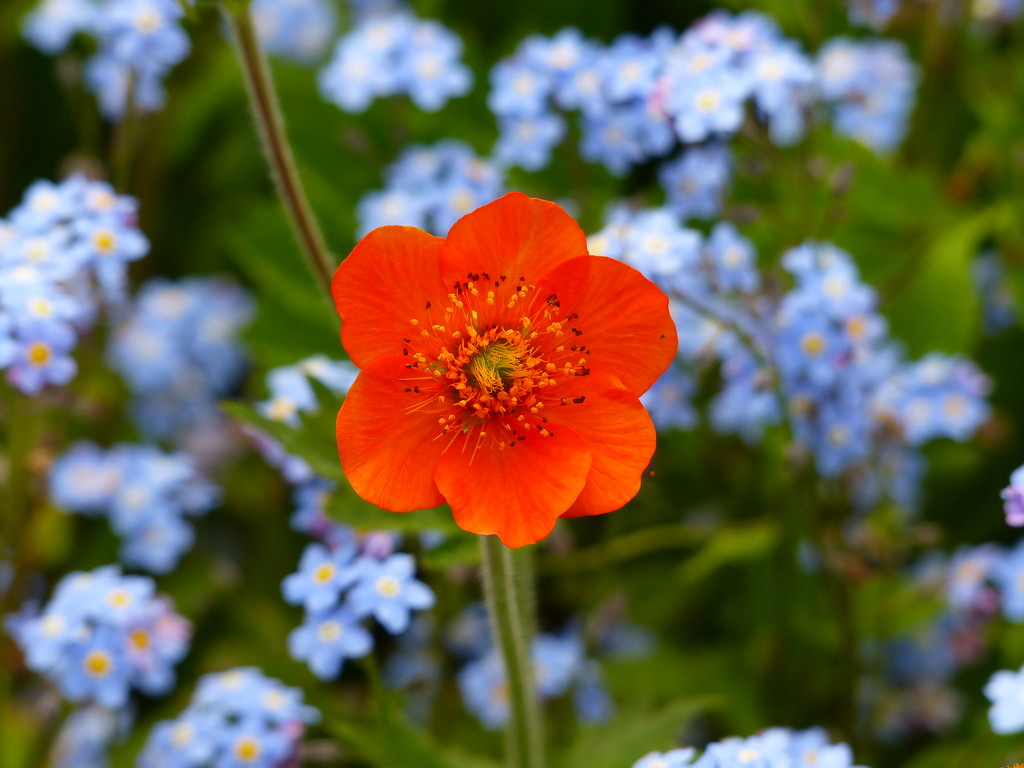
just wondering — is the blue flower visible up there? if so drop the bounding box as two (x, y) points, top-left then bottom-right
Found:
(1002, 464), (1024, 527)
(253, 0), (336, 63)
(658, 144), (732, 220)
(319, 13), (471, 114)
(7, 321), (77, 394)
(984, 664), (1024, 734)
(287, 607), (373, 679)
(282, 542), (360, 613)
(346, 553), (435, 634)
(494, 114), (567, 173)
(9, 566), (190, 710)
(992, 539), (1024, 621)
(641, 365), (698, 432)
(632, 749), (697, 768)
(21, 0), (95, 54)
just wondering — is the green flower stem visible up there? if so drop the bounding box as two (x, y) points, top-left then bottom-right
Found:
(480, 536), (543, 768)
(224, 4), (336, 303)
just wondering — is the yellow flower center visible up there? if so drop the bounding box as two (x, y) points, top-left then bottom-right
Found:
(108, 589), (132, 609)
(233, 737), (262, 763)
(27, 342), (52, 367)
(313, 563), (336, 584)
(130, 629), (150, 650)
(800, 332), (826, 357)
(84, 650), (112, 678)
(317, 620), (342, 643)
(93, 229), (117, 254)
(375, 575), (402, 598)
(171, 723), (193, 746)
(695, 89), (721, 113)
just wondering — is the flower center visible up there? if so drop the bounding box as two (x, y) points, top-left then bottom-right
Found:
(313, 563), (336, 584)
(467, 340), (522, 393)
(317, 620), (342, 642)
(130, 629), (150, 650)
(400, 272), (591, 455)
(233, 737), (262, 763)
(375, 575), (402, 598)
(27, 342), (52, 367)
(84, 650), (112, 677)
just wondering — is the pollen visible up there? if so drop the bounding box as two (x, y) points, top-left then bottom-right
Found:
(84, 650), (113, 678)
(27, 342), (52, 367)
(375, 575), (402, 598)
(800, 332), (826, 357)
(93, 229), (117, 253)
(312, 563), (336, 584)
(233, 737), (262, 763)
(130, 629), (150, 650)
(317, 620), (343, 643)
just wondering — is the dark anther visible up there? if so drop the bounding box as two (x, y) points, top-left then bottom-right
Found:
(546, 293), (558, 305)
(571, 327), (583, 336)
(482, 272), (490, 280)
(500, 275), (507, 281)
(567, 312), (579, 320)
(573, 396), (586, 404)
(402, 348), (408, 356)
(425, 301), (431, 309)
(403, 337), (412, 343)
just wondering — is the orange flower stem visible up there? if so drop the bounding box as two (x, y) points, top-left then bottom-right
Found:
(224, 5), (336, 303)
(480, 536), (544, 768)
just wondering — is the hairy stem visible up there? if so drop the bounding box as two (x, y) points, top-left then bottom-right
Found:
(480, 536), (543, 768)
(225, 5), (336, 302)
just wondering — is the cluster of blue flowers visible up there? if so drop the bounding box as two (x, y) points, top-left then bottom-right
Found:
(487, 11), (915, 180)
(109, 277), (252, 442)
(357, 141), (506, 236)
(815, 38), (917, 153)
(449, 605), (611, 729)
(22, 0), (190, 119)
(863, 538), (1024, 739)
(49, 442), (219, 573)
(0, 176), (148, 395)
(252, 0), (337, 63)
(319, 12), (472, 113)
(283, 540), (435, 679)
(139, 667), (319, 767)
(847, 0), (1023, 28)
(595, 214), (990, 508)
(7, 566), (190, 709)
(632, 727), (866, 768)
(985, 663), (1024, 734)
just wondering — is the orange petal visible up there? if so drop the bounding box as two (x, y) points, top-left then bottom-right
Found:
(434, 425), (592, 548)
(544, 370), (657, 519)
(440, 192), (588, 287)
(333, 226), (446, 367)
(337, 355), (446, 512)
(542, 255), (677, 395)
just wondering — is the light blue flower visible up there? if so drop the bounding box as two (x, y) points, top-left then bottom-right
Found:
(22, 0), (96, 54)
(346, 553), (435, 634)
(658, 144), (732, 219)
(282, 542), (360, 613)
(287, 607), (373, 679)
(984, 664), (1024, 734)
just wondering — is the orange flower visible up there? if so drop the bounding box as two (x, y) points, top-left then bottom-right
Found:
(333, 192), (677, 547)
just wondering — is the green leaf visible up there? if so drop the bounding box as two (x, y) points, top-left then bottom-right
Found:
(674, 520), (778, 585)
(884, 205), (1011, 356)
(559, 698), (720, 768)
(325, 689), (500, 768)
